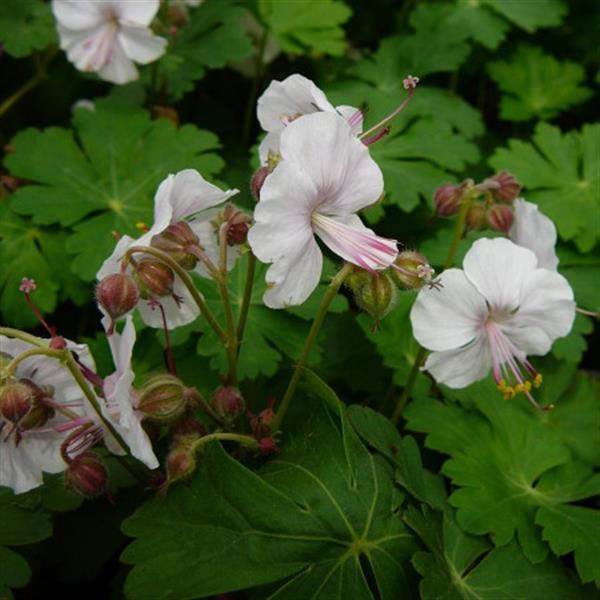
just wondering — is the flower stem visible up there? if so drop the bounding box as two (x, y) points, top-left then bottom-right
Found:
(391, 198), (472, 424)
(218, 226), (238, 384)
(192, 431), (259, 452)
(236, 252), (257, 351)
(358, 85), (415, 141)
(126, 245), (227, 345)
(0, 327), (47, 348)
(272, 263), (353, 431)
(5, 347), (64, 379)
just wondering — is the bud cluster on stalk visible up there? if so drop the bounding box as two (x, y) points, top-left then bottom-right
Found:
(434, 171), (521, 233)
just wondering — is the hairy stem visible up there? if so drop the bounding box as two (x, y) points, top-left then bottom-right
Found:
(0, 327), (48, 348)
(218, 226), (238, 384)
(237, 252), (257, 350)
(192, 431), (259, 453)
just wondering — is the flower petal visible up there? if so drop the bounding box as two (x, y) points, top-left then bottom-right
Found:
(509, 199), (559, 271)
(279, 112), (383, 214)
(116, 0), (160, 26)
(463, 237), (538, 312)
(424, 334), (491, 388)
(136, 279), (200, 329)
(117, 24), (166, 64)
(410, 268), (487, 352)
(0, 442), (43, 494)
(97, 36), (138, 84)
(336, 104), (363, 135)
(52, 0), (104, 30)
(258, 131), (281, 164)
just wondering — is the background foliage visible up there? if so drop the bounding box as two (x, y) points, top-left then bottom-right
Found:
(0, 0), (598, 598)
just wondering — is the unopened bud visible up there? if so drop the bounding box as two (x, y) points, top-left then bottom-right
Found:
(0, 382), (32, 424)
(96, 273), (139, 320)
(391, 251), (436, 290)
(151, 221), (199, 270)
(251, 166), (270, 201)
(348, 270), (396, 321)
(17, 379), (55, 430)
(49, 336), (67, 350)
(223, 205), (251, 245)
(434, 181), (469, 216)
(486, 203), (514, 233)
(485, 171), (521, 204)
(212, 386), (245, 421)
(465, 203), (486, 230)
(165, 434), (200, 485)
(259, 437), (279, 456)
(64, 452), (108, 499)
(132, 259), (174, 299)
(137, 373), (188, 422)
(170, 414), (207, 438)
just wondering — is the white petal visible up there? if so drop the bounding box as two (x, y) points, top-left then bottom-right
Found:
(58, 23), (117, 72)
(116, 0), (160, 26)
(188, 216), (238, 278)
(97, 235), (136, 280)
(136, 279), (200, 329)
(336, 104), (363, 135)
(106, 314), (135, 374)
(263, 237), (323, 309)
(258, 131), (281, 164)
(463, 238), (538, 312)
(52, 0), (105, 30)
(257, 73), (335, 133)
(410, 269), (487, 352)
(509, 199), (559, 271)
(117, 24), (166, 64)
(501, 269), (575, 355)
(22, 433), (66, 474)
(97, 36), (138, 83)
(279, 112), (384, 215)
(0, 441), (43, 494)
(424, 334), (491, 388)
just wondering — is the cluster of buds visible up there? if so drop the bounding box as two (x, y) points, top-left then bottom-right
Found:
(248, 400), (279, 456)
(434, 171), (521, 233)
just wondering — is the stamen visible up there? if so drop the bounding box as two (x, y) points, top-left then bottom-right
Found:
(362, 126), (391, 146)
(19, 278), (56, 337)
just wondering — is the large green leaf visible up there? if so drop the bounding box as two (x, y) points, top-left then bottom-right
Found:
(0, 0), (56, 58)
(4, 97), (224, 280)
(122, 400), (416, 599)
(489, 122), (600, 251)
(482, 0), (567, 31)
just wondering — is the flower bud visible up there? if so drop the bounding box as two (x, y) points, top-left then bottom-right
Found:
(251, 166), (270, 201)
(485, 171), (521, 204)
(165, 434), (200, 485)
(211, 386), (245, 421)
(132, 259), (174, 299)
(95, 273), (140, 320)
(391, 251), (437, 290)
(0, 382), (32, 424)
(348, 270), (396, 321)
(434, 181), (468, 216)
(465, 203), (486, 230)
(151, 221), (199, 270)
(17, 379), (55, 430)
(486, 203), (514, 233)
(258, 436), (279, 456)
(64, 452), (108, 499)
(137, 373), (189, 422)
(223, 205), (252, 246)
(170, 414), (207, 438)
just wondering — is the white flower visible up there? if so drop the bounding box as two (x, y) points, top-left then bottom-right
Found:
(410, 238), (575, 405)
(97, 169), (239, 329)
(257, 73), (363, 163)
(248, 112), (398, 309)
(97, 315), (159, 469)
(0, 336), (92, 494)
(52, 0), (167, 85)
(509, 198), (558, 271)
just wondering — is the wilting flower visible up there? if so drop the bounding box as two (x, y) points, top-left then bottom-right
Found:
(0, 336), (91, 494)
(257, 73), (363, 163)
(509, 199), (558, 271)
(248, 112), (398, 308)
(97, 169), (239, 330)
(410, 238), (575, 407)
(52, 0), (167, 84)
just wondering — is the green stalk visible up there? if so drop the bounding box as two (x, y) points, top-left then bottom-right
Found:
(0, 327), (48, 348)
(236, 252), (257, 350)
(192, 432), (259, 452)
(272, 263), (353, 431)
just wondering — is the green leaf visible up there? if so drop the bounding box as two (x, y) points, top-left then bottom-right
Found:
(258, 0), (352, 56)
(536, 505), (600, 587)
(0, 0), (56, 58)
(405, 506), (586, 599)
(5, 97), (224, 280)
(0, 547), (30, 595)
(150, 0), (253, 100)
(122, 400), (416, 599)
(551, 313), (593, 363)
(489, 122), (600, 251)
(488, 46), (592, 121)
(482, 0), (567, 32)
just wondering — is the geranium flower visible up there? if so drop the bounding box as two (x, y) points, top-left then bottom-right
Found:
(410, 238), (575, 406)
(0, 336), (92, 494)
(52, 0), (167, 84)
(509, 199), (558, 271)
(257, 73), (363, 163)
(97, 169), (239, 329)
(248, 112), (398, 308)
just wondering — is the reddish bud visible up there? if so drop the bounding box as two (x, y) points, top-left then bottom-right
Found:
(64, 452), (108, 499)
(434, 182), (467, 217)
(151, 221), (199, 270)
(465, 203), (487, 230)
(49, 336), (67, 350)
(170, 414), (207, 438)
(486, 204), (514, 233)
(223, 205), (251, 246)
(96, 273), (140, 320)
(212, 386), (245, 421)
(137, 373), (188, 422)
(391, 250), (437, 290)
(132, 259), (174, 299)
(17, 379), (55, 430)
(485, 171), (521, 204)
(251, 166), (270, 201)
(0, 382), (33, 424)
(259, 437), (279, 456)
(164, 434), (200, 486)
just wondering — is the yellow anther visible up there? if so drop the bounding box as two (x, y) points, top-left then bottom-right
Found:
(533, 374), (543, 389)
(523, 381), (532, 392)
(136, 222), (149, 233)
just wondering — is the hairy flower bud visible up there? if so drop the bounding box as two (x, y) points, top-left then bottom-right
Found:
(165, 434), (200, 486)
(485, 171), (521, 204)
(211, 386), (245, 421)
(151, 221), (199, 270)
(95, 273), (140, 320)
(391, 251), (437, 290)
(132, 259), (175, 299)
(223, 205), (252, 246)
(0, 382), (32, 424)
(487, 203), (514, 233)
(64, 452), (108, 499)
(17, 379), (55, 430)
(347, 270), (397, 321)
(137, 374), (188, 422)
(251, 166), (270, 201)
(465, 203), (486, 230)
(434, 181), (468, 216)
